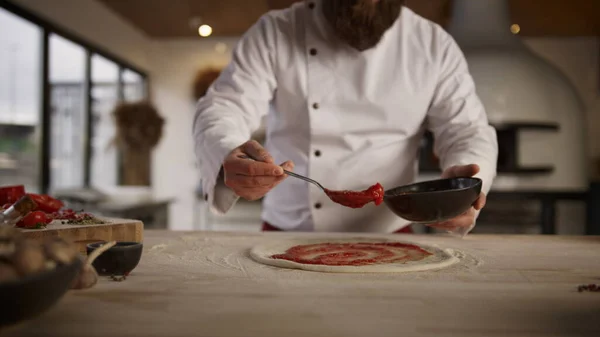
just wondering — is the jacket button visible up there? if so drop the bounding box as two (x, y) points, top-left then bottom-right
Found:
(308, 2), (315, 9)
(309, 48), (317, 56)
(314, 150), (321, 157)
(314, 202), (322, 209)
(312, 102), (319, 109)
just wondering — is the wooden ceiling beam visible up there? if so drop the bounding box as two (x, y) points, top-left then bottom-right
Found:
(99, 0), (600, 38)
(507, 0), (600, 37)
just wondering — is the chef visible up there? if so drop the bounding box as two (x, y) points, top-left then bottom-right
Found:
(193, 0), (498, 234)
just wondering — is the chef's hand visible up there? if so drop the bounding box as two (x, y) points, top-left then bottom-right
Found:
(426, 164), (486, 234)
(223, 140), (294, 201)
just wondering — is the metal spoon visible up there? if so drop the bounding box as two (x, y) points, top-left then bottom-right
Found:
(240, 155), (382, 209)
(239, 155), (326, 191)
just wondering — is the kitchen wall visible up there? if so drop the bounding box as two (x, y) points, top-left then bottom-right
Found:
(148, 38), (239, 231)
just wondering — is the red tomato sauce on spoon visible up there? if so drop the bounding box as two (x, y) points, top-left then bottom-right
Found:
(324, 182), (384, 208)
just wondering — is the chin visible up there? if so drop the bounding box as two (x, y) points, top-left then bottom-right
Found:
(351, 39), (383, 51)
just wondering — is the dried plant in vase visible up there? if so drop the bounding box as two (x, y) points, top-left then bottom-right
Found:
(111, 101), (165, 186)
(193, 67), (222, 100)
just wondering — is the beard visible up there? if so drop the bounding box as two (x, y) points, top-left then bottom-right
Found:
(322, 0), (405, 51)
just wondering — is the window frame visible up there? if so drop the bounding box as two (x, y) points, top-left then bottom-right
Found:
(0, 0), (150, 193)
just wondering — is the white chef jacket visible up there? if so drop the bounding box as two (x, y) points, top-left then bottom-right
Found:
(193, 0), (498, 233)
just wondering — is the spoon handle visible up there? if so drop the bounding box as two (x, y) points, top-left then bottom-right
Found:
(282, 170), (326, 191)
(239, 155), (326, 191)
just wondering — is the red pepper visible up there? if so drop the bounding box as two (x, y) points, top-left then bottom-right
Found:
(27, 194), (64, 213)
(0, 185), (26, 205)
(17, 211), (49, 229)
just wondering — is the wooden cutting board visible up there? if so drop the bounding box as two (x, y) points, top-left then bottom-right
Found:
(18, 217), (143, 254)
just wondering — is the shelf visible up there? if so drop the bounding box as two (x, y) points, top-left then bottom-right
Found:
(487, 190), (588, 201)
(419, 167), (554, 174)
(419, 168), (441, 174)
(492, 122), (559, 131)
(497, 167), (554, 174)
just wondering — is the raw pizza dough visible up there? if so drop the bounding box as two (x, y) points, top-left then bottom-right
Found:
(249, 238), (460, 273)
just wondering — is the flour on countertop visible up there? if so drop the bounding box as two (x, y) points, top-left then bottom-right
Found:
(144, 234), (483, 282)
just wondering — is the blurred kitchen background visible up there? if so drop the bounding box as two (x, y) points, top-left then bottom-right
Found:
(0, 0), (599, 235)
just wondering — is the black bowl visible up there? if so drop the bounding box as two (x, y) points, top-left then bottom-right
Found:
(0, 257), (82, 327)
(383, 177), (482, 223)
(86, 241), (143, 276)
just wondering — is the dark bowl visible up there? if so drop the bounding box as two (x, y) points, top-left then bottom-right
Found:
(0, 257), (82, 327)
(86, 241), (143, 276)
(383, 177), (482, 223)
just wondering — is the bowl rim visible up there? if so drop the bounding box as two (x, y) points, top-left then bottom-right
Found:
(86, 241), (143, 251)
(384, 176), (482, 198)
(0, 257), (82, 288)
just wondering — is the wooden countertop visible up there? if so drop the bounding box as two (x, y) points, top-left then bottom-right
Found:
(3, 230), (600, 337)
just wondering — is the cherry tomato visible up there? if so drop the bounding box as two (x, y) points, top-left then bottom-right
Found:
(0, 185), (26, 205)
(19, 211), (49, 229)
(27, 194), (64, 213)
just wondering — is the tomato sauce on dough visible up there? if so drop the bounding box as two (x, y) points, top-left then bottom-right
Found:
(271, 242), (432, 266)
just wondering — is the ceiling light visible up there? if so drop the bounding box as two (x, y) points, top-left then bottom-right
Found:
(510, 24), (520, 34)
(198, 24), (212, 37)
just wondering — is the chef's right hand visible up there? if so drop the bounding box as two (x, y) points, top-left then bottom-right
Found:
(223, 140), (294, 201)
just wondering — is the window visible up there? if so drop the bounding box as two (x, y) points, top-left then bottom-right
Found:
(123, 69), (145, 102)
(0, 1), (149, 193)
(49, 33), (87, 191)
(90, 54), (120, 188)
(0, 7), (43, 193)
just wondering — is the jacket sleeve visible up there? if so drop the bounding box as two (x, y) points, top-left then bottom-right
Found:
(425, 31), (498, 198)
(192, 15), (278, 214)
